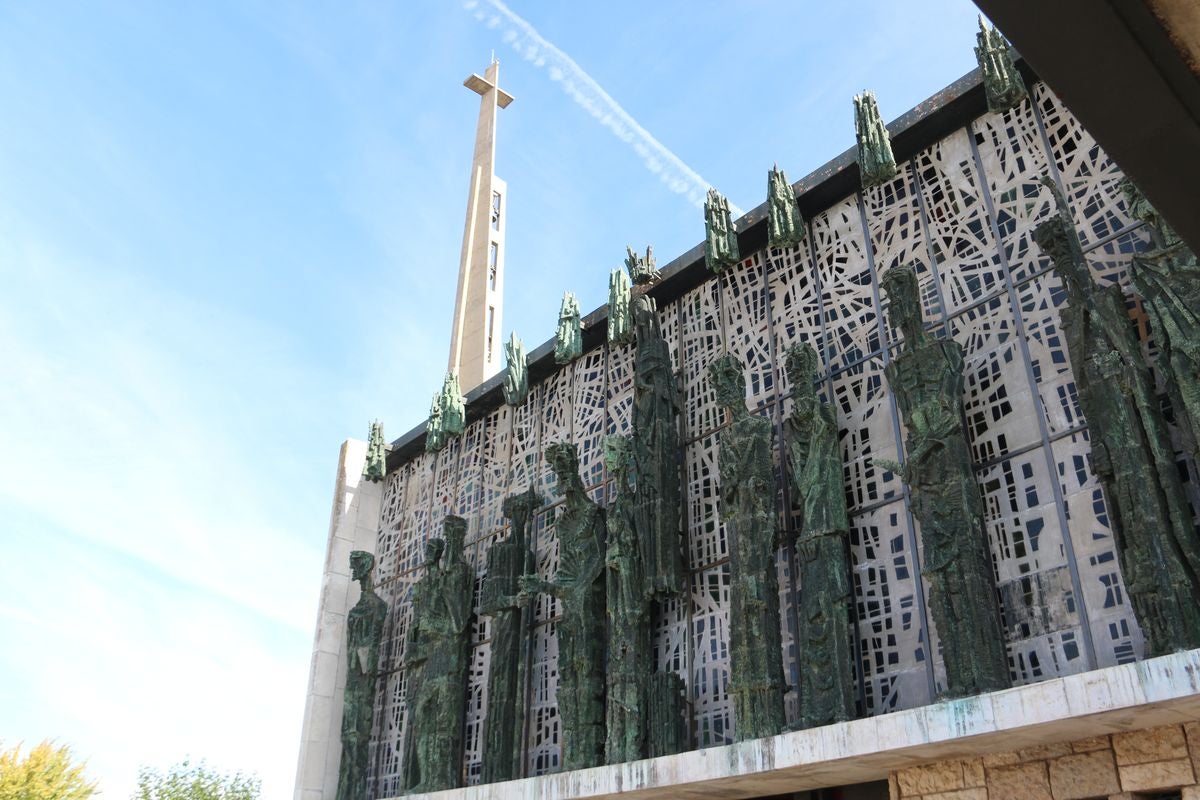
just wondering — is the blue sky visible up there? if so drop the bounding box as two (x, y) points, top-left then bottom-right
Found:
(0, 1), (985, 795)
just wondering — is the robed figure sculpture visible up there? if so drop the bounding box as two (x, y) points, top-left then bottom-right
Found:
(603, 434), (651, 763)
(519, 443), (607, 770)
(1123, 178), (1200, 464)
(708, 352), (785, 741)
(1035, 179), (1200, 656)
(480, 489), (541, 783)
(401, 517), (474, 794)
(336, 551), (388, 800)
(632, 294), (686, 599)
(783, 343), (856, 729)
(879, 264), (1010, 698)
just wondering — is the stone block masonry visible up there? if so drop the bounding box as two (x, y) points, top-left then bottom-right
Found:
(890, 722), (1200, 799)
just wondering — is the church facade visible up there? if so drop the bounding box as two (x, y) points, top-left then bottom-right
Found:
(295, 52), (1200, 800)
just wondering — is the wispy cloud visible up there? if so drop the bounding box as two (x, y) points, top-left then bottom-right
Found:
(0, 525), (307, 799)
(0, 230), (324, 798)
(464, 0), (745, 217)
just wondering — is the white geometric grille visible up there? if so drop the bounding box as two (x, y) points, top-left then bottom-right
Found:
(363, 81), (1175, 789)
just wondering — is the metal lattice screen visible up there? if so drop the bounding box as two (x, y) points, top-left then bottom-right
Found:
(364, 81), (1190, 796)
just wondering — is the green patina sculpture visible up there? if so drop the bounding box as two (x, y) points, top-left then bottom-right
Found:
(708, 353), (785, 741)
(425, 392), (446, 452)
(1034, 179), (1200, 656)
(625, 244), (657, 286)
(647, 671), (687, 758)
(335, 550), (388, 800)
(603, 434), (650, 764)
(767, 165), (805, 249)
(704, 188), (740, 273)
(426, 373), (466, 452)
(439, 372), (466, 437)
(401, 516), (474, 794)
(1122, 178), (1200, 463)
(519, 443), (606, 770)
(854, 91), (897, 188)
(632, 294), (686, 599)
(783, 343), (856, 729)
(503, 332), (529, 406)
(974, 17), (1027, 113)
(608, 268), (633, 345)
(363, 420), (387, 483)
(555, 292), (583, 364)
(878, 265), (1010, 698)
(480, 488), (542, 783)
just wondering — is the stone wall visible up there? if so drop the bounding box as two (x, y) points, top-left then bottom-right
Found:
(294, 439), (383, 800)
(891, 724), (1200, 800)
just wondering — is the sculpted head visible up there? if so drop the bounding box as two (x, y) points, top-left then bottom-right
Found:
(545, 442), (580, 495)
(881, 264), (923, 343)
(632, 294), (658, 335)
(350, 550), (375, 582)
(1032, 215), (1072, 262)
(784, 342), (820, 397)
(603, 434), (633, 475)
(502, 489), (535, 525)
(1032, 178), (1089, 297)
(708, 352), (746, 410)
(1120, 178), (1158, 228)
(424, 537), (445, 568)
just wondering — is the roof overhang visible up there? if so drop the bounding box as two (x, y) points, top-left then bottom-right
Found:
(973, 0), (1200, 252)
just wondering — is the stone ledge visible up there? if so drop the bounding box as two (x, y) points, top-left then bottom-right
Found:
(388, 649), (1200, 800)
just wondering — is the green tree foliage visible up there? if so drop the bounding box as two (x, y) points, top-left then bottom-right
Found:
(0, 740), (97, 800)
(134, 760), (260, 800)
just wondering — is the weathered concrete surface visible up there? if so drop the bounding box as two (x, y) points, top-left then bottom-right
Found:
(293, 439), (382, 800)
(389, 649), (1200, 800)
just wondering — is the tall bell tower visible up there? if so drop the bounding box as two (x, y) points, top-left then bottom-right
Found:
(447, 58), (514, 393)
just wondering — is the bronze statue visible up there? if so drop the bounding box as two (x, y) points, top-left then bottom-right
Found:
(519, 443), (606, 770)
(603, 434), (650, 764)
(608, 268), (633, 345)
(363, 420), (387, 483)
(1123, 178), (1200, 463)
(632, 294), (686, 599)
(438, 373), (466, 438)
(401, 517), (474, 793)
(503, 332), (528, 406)
(854, 91), (897, 188)
(974, 17), (1026, 113)
(555, 292), (583, 364)
(879, 264), (1010, 698)
(708, 353), (785, 741)
(480, 489), (541, 783)
(767, 165), (805, 249)
(336, 551), (387, 800)
(1034, 179), (1200, 656)
(783, 343), (856, 729)
(704, 188), (740, 273)
(425, 392), (446, 452)
(625, 244), (657, 286)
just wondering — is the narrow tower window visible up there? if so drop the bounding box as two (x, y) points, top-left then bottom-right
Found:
(488, 242), (498, 290)
(491, 191), (501, 230)
(486, 305), (496, 362)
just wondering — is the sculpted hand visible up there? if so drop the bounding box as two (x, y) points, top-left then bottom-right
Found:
(874, 457), (903, 476)
(517, 573), (545, 601)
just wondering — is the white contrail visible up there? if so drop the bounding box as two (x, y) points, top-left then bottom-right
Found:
(463, 0), (744, 217)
